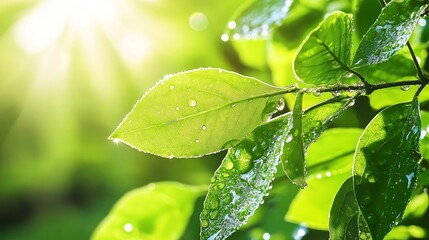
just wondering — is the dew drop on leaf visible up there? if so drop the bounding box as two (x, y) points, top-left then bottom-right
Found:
(123, 223), (133, 233)
(221, 33), (229, 42)
(188, 98), (197, 107)
(195, 139), (200, 143)
(344, 72), (353, 78)
(202, 125), (207, 130)
(231, 103), (236, 108)
(170, 85), (175, 90)
(276, 98), (285, 111)
(400, 85), (410, 91)
(175, 106), (180, 111)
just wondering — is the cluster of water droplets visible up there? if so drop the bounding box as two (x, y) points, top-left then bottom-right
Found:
(200, 119), (289, 240)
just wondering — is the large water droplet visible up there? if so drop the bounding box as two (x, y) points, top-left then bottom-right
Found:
(188, 98), (197, 107)
(400, 85), (410, 91)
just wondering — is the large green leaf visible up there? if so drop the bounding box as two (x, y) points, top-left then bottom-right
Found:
(200, 116), (289, 240)
(294, 11), (354, 85)
(286, 128), (362, 230)
(329, 177), (372, 240)
(281, 92), (307, 188)
(92, 182), (206, 240)
(224, 0), (293, 40)
(109, 68), (288, 158)
(353, 0), (428, 68)
(353, 98), (422, 240)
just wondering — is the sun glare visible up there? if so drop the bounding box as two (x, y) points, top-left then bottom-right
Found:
(13, 0), (152, 64)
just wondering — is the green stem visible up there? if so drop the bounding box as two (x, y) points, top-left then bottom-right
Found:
(406, 42), (426, 81)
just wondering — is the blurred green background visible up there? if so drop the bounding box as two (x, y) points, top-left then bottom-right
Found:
(0, 0), (244, 239)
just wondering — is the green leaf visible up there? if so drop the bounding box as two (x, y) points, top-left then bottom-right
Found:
(353, 98), (422, 240)
(353, 0), (382, 38)
(109, 68), (288, 158)
(353, 0), (428, 68)
(329, 177), (372, 240)
(358, 54), (417, 84)
(368, 86), (429, 110)
(302, 96), (357, 147)
(420, 111), (429, 160)
(91, 182), (206, 240)
(225, 0), (293, 40)
(286, 128), (362, 230)
(294, 11), (354, 85)
(200, 116), (289, 240)
(282, 91), (307, 188)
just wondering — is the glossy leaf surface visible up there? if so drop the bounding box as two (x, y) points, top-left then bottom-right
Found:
(282, 92), (306, 188)
(200, 116), (289, 240)
(294, 11), (353, 85)
(353, 98), (422, 239)
(92, 182), (206, 240)
(109, 68), (287, 158)
(225, 0), (293, 40)
(353, 0), (428, 67)
(286, 128), (362, 230)
(329, 177), (372, 240)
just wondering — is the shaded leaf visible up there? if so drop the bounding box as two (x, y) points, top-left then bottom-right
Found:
(329, 177), (372, 240)
(368, 86), (429, 110)
(294, 11), (353, 85)
(282, 91), (307, 188)
(353, 0), (383, 38)
(286, 128), (362, 230)
(225, 0), (293, 40)
(353, 98), (422, 240)
(91, 182), (206, 240)
(200, 116), (289, 240)
(109, 68), (288, 158)
(353, 0), (428, 67)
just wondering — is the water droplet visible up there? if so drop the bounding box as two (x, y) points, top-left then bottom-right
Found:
(195, 139), (200, 143)
(189, 12), (208, 31)
(316, 173), (322, 179)
(331, 90), (341, 97)
(188, 88), (192, 92)
(348, 99), (355, 107)
(419, 18), (427, 26)
(175, 106), (180, 111)
(225, 160), (234, 170)
(202, 125), (207, 131)
(188, 98), (197, 107)
(285, 134), (293, 143)
(233, 33), (240, 40)
(218, 182), (225, 189)
(221, 33), (229, 42)
(400, 85), (410, 91)
(123, 223), (133, 233)
(208, 196), (219, 209)
(344, 72), (353, 78)
(156, 111), (160, 114)
(263, 232), (271, 240)
(210, 211), (218, 219)
(201, 219), (209, 228)
(228, 21), (236, 30)
(170, 85), (175, 90)
(276, 98), (285, 111)
(231, 103), (236, 108)
(113, 138), (120, 144)
(325, 171), (332, 177)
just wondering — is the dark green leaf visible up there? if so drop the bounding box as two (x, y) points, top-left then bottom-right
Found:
(294, 11), (354, 85)
(329, 177), (372, 240)
(353, 98), (422, 240)
(109, 68), (288, 158)
(225, 0), (293, 40)
(358, 54), (417, 84)
(200, 116), (289, 240)
(282, 91), (307, 188)
(353, 0), (382, 38)
(91, 182), (206, 240)
(286, 128), (362, 230)
(420, 111), (429, 160)
(353, 0), (428, 67)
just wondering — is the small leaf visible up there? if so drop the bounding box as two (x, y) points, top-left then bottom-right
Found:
(353, 0), (428, 67)
(294, 11), (354, 85)
(225, 0), (293, 40)
(91, 182), (206, 240)
(353, 98), (422, 240)
(200, 116), (289, 240)
(282, 91), (307, 188)
(109, 68), (288, 158)
(329, 177), (372, 240)
(286, 128), (362, 230)
(302, 96), (356, 147)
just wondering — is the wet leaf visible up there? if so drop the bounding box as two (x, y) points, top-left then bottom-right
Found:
(329, 177), (372, 240)
(200, 116), (289, 240)
(286, 128), (362, 230)
(294, 11), (354, 85)
(420, 111), (429, 160)
(92, 182), (206, 240)
(225, 0), (293, 40)
(353, 0), (428, 67)
(302, 96), (356, 147)
(353, 98), (422, 240)
(282, 91), (307, 188)
(109, 68), (288, 158)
